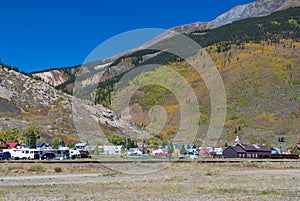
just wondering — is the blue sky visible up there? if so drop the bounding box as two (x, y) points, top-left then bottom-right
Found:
(0, 0), (254, 72)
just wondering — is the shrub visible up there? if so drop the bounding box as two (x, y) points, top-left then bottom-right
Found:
(54, 167), (62, 173)
(27, 165), (45, 173)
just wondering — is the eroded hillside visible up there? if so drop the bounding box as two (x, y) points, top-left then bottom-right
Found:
(0, 65), (150, 144)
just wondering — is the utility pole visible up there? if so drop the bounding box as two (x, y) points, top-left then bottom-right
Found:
(126, 136), (128, 158)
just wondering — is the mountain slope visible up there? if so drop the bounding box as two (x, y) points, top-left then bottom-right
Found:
(0, 65), (150, 143)
(32, 0), (300, 95)
(23, 1), (300, 146)
(75, 6), (300, 107)
(86, 7), (300, 146)
(107, 39), (300, 147)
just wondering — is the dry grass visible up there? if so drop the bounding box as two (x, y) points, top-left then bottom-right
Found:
(0, 162), (112, 176)
(0, 161), (299, 200)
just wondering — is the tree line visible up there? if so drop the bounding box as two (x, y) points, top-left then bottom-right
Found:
(0, 125), (40, 148)
(0, 124), (75, 149)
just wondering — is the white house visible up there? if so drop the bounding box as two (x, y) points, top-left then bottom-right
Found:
(99, 145), (122, 155)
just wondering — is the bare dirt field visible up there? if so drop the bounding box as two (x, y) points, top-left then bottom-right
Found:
(0, 160), (299, 201)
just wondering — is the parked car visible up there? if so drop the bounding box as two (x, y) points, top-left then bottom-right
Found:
(179, 154), (189, 159)
(0, 152), (11, 160)
(80, 150), (90, 158)
(127, 148), (143, 156)
(41, 152), (55, 160)
(70, 149), (81, 159)
(34, 152), (41, 160)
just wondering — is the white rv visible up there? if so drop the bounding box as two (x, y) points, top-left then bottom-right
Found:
(4, 148), (40, 160)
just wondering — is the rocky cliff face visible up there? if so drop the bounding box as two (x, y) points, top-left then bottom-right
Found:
(171, 0), (300, 33)
(32, 69), (68, 87)
(32, 65), (80, 88)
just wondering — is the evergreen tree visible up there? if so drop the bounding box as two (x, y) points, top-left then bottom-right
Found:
(28, 131), (37, 148)
(51, 138), (61, 149)
(180, 144), (187, 155)
(169, 141), (174, 153)
(23, 124), (40, 146)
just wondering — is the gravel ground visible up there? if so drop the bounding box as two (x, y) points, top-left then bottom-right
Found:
(0, 161), (299, 200)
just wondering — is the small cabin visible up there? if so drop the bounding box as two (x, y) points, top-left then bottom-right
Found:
(75, 142), (88, 150)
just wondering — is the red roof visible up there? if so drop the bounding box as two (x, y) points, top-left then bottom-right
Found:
(237, 144), (270, 152)
(198, 147), (211, 155)
(7, 142), (19, 149)
(227, 144), (271, 153)
(231, 145), (246, 153)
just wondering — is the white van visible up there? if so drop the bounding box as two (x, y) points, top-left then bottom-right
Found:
(69, 149), (81, 159)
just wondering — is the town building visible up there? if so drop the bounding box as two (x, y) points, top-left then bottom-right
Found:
(224, 143), (271, 158)
(6, 142), (19, 149)
(0, 139), (9, 152)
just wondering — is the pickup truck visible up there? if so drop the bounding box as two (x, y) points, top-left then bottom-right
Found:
(0, 152), (11, 160)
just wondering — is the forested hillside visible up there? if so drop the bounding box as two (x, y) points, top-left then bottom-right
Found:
(30, 7), (300, 147)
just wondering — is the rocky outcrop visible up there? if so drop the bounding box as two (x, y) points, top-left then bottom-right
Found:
(32, 69), (68, 87)
(0, 66), (60, 111)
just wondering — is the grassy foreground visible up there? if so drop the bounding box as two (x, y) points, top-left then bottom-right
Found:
(0, 160), (299, 200)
